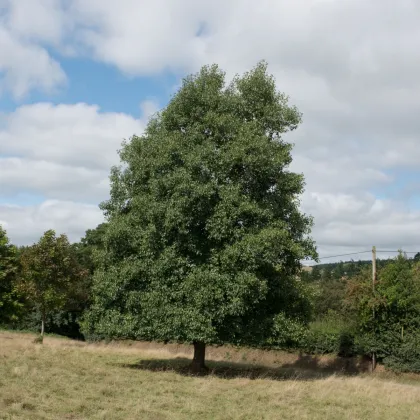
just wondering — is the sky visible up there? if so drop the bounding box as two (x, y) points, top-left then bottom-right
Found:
(1, 0), (420, 264)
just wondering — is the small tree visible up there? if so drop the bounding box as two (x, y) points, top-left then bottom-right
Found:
(84, 62), (317, 371)
(0, 226), (21, 325)
(18, 230), (87, 342)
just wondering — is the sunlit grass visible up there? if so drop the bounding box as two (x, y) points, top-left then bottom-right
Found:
(1, 331), (420, 419)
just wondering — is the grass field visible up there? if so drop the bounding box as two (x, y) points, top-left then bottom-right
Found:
(1, 331), (420, 419)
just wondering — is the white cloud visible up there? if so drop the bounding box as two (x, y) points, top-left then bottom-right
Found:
(300, 190), (420, 264)
(0, 200), (103, 245)
(140, 99), (160, 121)
(0, 27), (66, 99)
(2, 0), (67, 44)
(0, 157), (109, 203)
(2, 0), (420, 258)
(0, 102), (148, 243)
(0, 0), (70, 97)
(0, 102), (143, 170)
(66, 0), (215, 75)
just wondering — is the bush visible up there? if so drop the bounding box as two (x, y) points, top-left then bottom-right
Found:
(7, 308), (85, 340)
(301, 314), (356, 356)
(266, 312), (308, 349)
(352, 326), (420, 373)
(353, 328), (401, 360)
(383, 333), (420, 373)
(265, 311), (358, 356)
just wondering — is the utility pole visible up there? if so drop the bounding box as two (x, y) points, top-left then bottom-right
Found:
(371, 245), (377, 372)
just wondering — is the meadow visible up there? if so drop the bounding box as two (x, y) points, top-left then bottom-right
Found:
(1, 331), (420, 419)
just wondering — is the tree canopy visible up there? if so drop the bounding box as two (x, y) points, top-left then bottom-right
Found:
(83, 62), (317, 370)
(72, 223), (108, 276)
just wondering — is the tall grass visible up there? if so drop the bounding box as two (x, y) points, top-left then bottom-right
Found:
(1, 331), (420, 419)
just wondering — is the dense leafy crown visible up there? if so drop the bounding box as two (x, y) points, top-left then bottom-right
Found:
(84, 62), (317, 345)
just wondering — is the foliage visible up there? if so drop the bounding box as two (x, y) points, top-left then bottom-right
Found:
(13, 308), (86, 340)
(6, 226), (105, 339)
(0, 226), (22, 324)
(18, 230), (88, 339)
(300, 313), (356, 356)
(84, 62), (317, 364)
(312, 277), (348, 318)
(346, 255), (420, 335)
(265, 312), (308, 349)
(300, 259), (388, 320)
(72, 223), (108, 275)
(345, 254), (420, 368)
(383, 332), (420, 373)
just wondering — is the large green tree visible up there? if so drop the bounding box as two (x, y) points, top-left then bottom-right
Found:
(18, 230), (88, 342)
(84, 62), (317, 370)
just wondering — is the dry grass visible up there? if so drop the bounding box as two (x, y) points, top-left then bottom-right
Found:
(1, 331), (420, 419)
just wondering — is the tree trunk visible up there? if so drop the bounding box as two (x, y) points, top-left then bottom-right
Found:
(40, 311), (46, 344)
(190, 341), (208, 373)
(371, 352), (376, 372)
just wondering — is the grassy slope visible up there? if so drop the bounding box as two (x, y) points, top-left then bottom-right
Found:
(1, 331), (420, 420)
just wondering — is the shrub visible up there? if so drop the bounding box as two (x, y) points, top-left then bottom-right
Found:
(7, 308), (84, 340)
(266, 312), (308, 349)
(383, 333), (420, 373)
(301, 313), (356, 356)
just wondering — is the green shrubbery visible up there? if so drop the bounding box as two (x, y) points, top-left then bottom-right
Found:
(266, 312), (308, 349)
(353, 328), (420, 373)
(302, 319), (355, 356)
(266, 311), (357, 356)
(383, 332), (420, 373)
(269, 255), (420, 375)
(7, 309), (85, 340)
(344, 255), (420, 372)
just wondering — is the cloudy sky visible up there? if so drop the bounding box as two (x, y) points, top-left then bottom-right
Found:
(1, 0), (420, 263)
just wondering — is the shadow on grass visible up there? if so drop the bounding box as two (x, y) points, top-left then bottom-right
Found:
(118, 353), (370, 381)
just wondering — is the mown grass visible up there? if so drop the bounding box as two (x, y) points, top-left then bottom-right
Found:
(1, 331), (420, 419)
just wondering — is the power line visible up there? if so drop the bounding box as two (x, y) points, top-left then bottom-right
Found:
(305, 251), (371, 262)
(303, 249), (420, 265)
(377, 250), (419, 254)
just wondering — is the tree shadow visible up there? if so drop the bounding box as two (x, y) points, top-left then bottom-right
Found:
(118, 353), (371, 381)
(281, 353), (371, 374)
